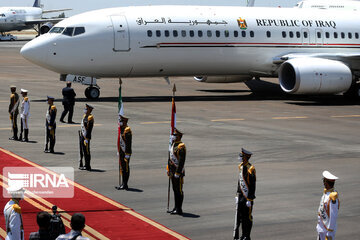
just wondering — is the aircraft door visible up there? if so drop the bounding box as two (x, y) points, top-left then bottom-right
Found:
(315, 29), (324, 45)
(111, 16), (130, 51)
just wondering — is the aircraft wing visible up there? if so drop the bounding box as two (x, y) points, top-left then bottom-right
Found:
(25, 18), (65, 25)
(273, 52), (360, 64)
(42, 9), (72, 14)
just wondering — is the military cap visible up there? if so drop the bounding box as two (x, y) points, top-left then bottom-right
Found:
(10, 85), (16, 89)
(47, 96), (55, 100)
(240, 148), (253, 157)
(322, 170), (338, 181)
(7, 185), (25, 198)
(85, 104), (94, 110)
(21, 89), (28, 93)
(119, 114), (129, 122)
(173, 128), (183, 137)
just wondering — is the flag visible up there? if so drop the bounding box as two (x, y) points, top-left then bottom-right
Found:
(117, 85), (124, 153)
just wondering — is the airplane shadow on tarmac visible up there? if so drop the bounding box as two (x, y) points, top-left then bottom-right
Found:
(32, 79), (360, 106)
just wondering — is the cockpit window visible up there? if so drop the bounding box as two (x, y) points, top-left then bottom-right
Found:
(74, 27), (85, 36)
(62, 27), (74, 36)
(49, 27), (65, 34)
(0, 14), (5, 17)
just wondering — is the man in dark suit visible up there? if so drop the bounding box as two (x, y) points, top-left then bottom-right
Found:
(60, 82), (76, 123)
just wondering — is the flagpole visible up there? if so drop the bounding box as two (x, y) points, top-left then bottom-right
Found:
(167, 83), (176, 212)
(115, 78), (123, 190)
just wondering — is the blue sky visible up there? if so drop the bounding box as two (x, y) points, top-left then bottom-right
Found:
(1, 0), (301, 16)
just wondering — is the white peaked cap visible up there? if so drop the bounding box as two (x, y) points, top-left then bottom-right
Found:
(322, 170), (339, 181)
(7, 184), (25, 198)
(21, 89), (28, 93)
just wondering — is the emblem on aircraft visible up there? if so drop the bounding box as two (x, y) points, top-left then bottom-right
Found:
(237, 18), (247, 30)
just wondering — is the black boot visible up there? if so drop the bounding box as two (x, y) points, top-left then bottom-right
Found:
(24, 129), (29, 142)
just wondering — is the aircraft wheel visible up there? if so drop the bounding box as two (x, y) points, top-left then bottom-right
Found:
(344, 83), (360, 100)
(85, 87), (100, 100)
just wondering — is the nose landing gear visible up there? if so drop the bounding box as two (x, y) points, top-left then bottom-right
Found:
(60, 74), (100, 100)
(85, 86), (100, 99)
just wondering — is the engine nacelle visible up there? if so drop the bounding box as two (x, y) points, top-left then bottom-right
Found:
(194, 75), (252, 83)
(279, 58), (352, 94)
(40, 22), (53, 35)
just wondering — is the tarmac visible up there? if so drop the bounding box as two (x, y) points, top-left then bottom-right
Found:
(0, 38), (359, 239)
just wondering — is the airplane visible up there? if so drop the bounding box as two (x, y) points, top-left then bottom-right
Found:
(20, 4), (360, 99)
(295, 0), (360, 10)
(0, 0), (71, 35)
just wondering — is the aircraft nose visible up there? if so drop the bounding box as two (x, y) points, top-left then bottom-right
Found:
(21, 37), (48, 66)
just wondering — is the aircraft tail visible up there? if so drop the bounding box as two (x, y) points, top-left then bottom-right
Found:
(33, 0), (41, 8)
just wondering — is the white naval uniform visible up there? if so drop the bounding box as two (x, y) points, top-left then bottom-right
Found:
(317, 188), (339, 240)
(3, 199), (24, 240)
(20, 97), (30, 129)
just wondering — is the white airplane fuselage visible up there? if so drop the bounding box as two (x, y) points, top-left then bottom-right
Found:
(21, 5), (360, 95)
(0, 7), (42, 32)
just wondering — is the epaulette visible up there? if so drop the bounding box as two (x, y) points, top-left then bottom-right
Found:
(51, 105), (56, 110)
(329, 192), (338, 202)
(10, 94), (15, 98)
(178, 143), (185, 150)
(12, 204), (21, 214)
(248, 165), (256, 175)
(124, 126), (131, 134)
(238, 163), (242, 170)
(88, 115), (94, 121)
(24, 97), (29, 101)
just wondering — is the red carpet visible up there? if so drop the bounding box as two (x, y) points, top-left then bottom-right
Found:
(0, 148), (189, 240)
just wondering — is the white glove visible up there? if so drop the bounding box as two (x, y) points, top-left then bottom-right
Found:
(174, 173), (180, 178)
(48, 126), (52, 130)
(235, 196), (238, 204)
(85, 139), (89, 144)
(117, 152), (119, 156)
(125, 155), (130, 159)
(246, 201), (252, 208)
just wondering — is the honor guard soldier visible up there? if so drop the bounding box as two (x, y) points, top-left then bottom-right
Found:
(118, 114), (132, 190)
(3, 185), (25, 240)
(8, 85), (20, 141)
(79, 104), (94, 171)
(234, 148), (256, 240)
(19, 89), (30, 142)
(317, 171), (340, 240)
(45, 96), (57, 153)
(167, 128), (186, 215)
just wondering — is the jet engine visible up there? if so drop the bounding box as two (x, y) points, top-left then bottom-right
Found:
(279, 58), (352, 94)
(194, 75), (252, 83)
(40, 22), (53, 35)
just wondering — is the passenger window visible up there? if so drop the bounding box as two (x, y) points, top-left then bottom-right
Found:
(296, 31), (301, 38)
(165, 30), (170, 37)
(250, 31), (254, 37)
(341, 32), (345, 39)
(216, 30), (221, 37)
(317, 32), (321, 38)
(156, 30), (161, 37)
(207, 30), (212, 37)
(289, 31), (294, 38)
(198, 30), (203, 37)
(224, 30), (229, 37)
(147, 30), (152, 37)
(181, 30), (186, 37)
(303, 32), (308, 38)
(173, 30), (178, 37)
(282, 31), (286, 38)
(348, 32), (352, 39)
(241, 31), (246, 37)
(74, 27), (85, 36)
(234, 31), (238, 37)
(325, 32), (330, 38)
(356, 33), (359, 39)
(266, 31), (271, 38)
(189, 30), (194, 37)
(334, 32), (338, 38)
